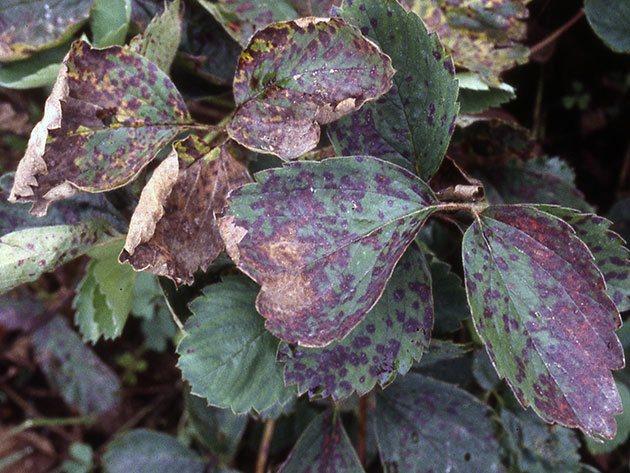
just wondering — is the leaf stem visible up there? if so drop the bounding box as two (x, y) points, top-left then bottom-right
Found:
(0, 416), (95, 443)
(435, 201), (489, 215)
(357, 396), (368, 466)
(256, 419), (276, 473)
(530, 8), (585, 55)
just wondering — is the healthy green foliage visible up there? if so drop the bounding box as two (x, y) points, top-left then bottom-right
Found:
(91, 0), (132, 48)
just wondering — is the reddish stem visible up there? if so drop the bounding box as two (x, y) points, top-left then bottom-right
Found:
(530, 9), (585, 55)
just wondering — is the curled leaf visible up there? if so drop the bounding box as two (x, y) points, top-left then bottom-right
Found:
(9, 40), (193, 216)
(228, 17), (395, 160)
(120, 134), (251, 285)
(219, 156), (438, 347)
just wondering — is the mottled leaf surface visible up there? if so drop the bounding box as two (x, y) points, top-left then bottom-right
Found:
(584, 381), (630, 455)
(329, 0), (458, 180)
(405, 0), (531, 85)
(0, 291), (45, 331)
(120, 134), (251, 285)
(375, 373), (503, 472)
(535, 205), (630, 313)
(220, 156), (438, 347)
(279, 410), (364, 473)
(585, 0), (630, 53)
(278, 244), (433, 400)
(103, 429), (205, 473)
(9, 40), (193, 215)
(33, 316), (121, 414)
(177, 276), (295, 414)
(463, 205), (624, 438)
(0, 0), (91, 61)
(228, 18), (394, 160)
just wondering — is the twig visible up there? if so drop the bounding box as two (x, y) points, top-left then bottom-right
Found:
(357, 397), (368, 466)
(530, 9), (585, 55)
(255, 419), (276, 473)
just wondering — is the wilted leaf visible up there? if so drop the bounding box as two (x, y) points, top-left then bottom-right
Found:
(227, 18), (394, 160)
(102, 429), (205, 473)
(120, 134), (251, 285)
(279, 243), (433, 400)
(0, 173), (123, 295)
(0, 0), (91, 62)
(328, 0), (459, 180)
(405, 0), (531, 85)
(457, 72), (515, 114)
(129, 0), (182, 72)
(91, 0), (132, 48)
(33, 316), (121, 414)
(74, 239), (137, 343)
(585, 0), (630, 53)
(375, 373), (503, 472)
(177, 276), (295, 414)
(535, 205), (630, 313)
(279, 409), (364, 473)
(220, 156), (439, 347)
(9, 40), (195, 216)
(463, 205), (624, 438)
(584, 381), (630, 454)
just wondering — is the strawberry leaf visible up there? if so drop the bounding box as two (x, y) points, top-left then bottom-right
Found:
(219, 156), (439, 347)
(329, 0), (459, 180)
(278, 243), (433, 400)
(227, 18), (394, 160)
(463, 205), (624, 438)
(585, 0), (630, 53)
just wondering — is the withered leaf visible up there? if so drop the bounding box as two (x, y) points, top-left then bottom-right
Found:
(228, 17), (395, 160)
(463, 205), (624, 438)
(219, 156), (439, 347)
(9, 40), (195, 216)
(120, 133), (251, 285)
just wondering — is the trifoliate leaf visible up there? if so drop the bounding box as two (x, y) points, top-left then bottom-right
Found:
(177, 276), (295, 414)
(463, 205), (624, 438)
(0, 0), (91, 62)
(585, 381), (630, 454)
(129, 0), (182, 72)
(0, 42), (68, 90)
(585, 0), (630, 53)
(279, 410), (364, 473)
(279, 243), (433, 400)
(74, 240), (137, 343)
(404, 0), (531, 86)
(120, 134), (251, 285)
(102, 429), (205, 473)
(90, 0), (132, 48)
(375, 373), (503, 472)
(33, 316), (121, 414)
(219, 156), (439, 347)
(9, 40), (195, 216)
(328, 0), (459, 180)
(227, 18), (395, 160)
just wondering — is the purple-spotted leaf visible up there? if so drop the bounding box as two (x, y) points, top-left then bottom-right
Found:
(227, 18), (395, 160)
(219, 156), (439, 347)
(120, 134), (251, 285)
(0, 0), (92, 62)
(278, 243), (433, 400)
(9, 40), (195, 216)
(375, 373), (503, 472)
(198, 0), (340, 46)
(404, 0), (531, 86)
(463, 205), (624, 438)
(534, 205), (630, 313)
(328, 0), (458, 180)
(278, 409), (364, 473)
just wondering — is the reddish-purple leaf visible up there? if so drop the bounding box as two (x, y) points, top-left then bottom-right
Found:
(463, 205), (624, 438)
(219, 156), (438, 347)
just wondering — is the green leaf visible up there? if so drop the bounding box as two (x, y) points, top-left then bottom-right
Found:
(91, 0), (132, 48)
(129, 0), (182, 73)
(0, 42), (69, 90)
(501, 408), (582, 473)
(102, 429), (205, 473)
(279, 243), (433, 400)
(74, 240), (137, 343)
(219, 156), (439, 347)
(33, 316), (121, 414)
(472, 349), (501, 391)
(132, 272), (176, 352)
(227, 18), (395, 160)
(329, 0), (459, 180)
(457, 72), (516, 114)
(60, 442), (93, 473)
(0, 0), (92, 61)
(585, 0), (630, 53)
(429, 255), (469, 333)
(9, 40), (195, 216)
(177, 276), (295, 414)
(463, 205), (624, 438)
(585, 381), (630, 454)
(375, 373), (503, 472)
(279, 410), (364, 473)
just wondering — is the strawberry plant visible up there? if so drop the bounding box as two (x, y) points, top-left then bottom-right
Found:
(0, 0), (629, 472)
